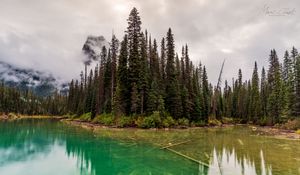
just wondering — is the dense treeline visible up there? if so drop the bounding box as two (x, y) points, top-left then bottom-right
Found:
(1, 8), (299, 126)
(66, 8), (300, 126)
(0, 81), (65, 115)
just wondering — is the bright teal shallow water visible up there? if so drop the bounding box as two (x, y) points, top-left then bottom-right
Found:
(0, 119), (200, 175)
(0, 119), (299, 175)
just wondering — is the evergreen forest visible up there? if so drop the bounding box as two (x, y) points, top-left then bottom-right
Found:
(1, 8), (300, 128)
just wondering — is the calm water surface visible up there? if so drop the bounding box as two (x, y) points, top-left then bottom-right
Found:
(0, 119), (299, 175)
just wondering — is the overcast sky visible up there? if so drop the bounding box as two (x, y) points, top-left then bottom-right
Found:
(0, 0), (299, 85)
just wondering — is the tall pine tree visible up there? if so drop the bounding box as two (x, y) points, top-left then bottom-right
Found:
(165, 28), (182, 119)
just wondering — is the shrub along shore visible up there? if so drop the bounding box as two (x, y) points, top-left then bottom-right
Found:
(1, 112), (300, 130)
(65, 113), (300, 140)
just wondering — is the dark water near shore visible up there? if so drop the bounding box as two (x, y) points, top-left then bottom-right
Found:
(0, 119), (299, 175)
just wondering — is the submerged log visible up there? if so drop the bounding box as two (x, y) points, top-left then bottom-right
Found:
(160, 140), (191, 149)
(165, 147), (210, 167)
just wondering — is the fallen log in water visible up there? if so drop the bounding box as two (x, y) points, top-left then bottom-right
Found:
(160, 140), (191, 149)
(165, 147), (210, 167)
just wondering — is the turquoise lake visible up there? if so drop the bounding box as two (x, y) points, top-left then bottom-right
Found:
(0, 119), (299, 175)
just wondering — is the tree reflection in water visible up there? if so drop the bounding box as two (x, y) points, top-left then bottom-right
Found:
(0, 120), (299, 175)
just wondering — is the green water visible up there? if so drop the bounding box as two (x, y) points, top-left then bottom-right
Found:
(0, 120), (299, 175)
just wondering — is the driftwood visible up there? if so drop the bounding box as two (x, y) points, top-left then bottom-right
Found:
(159, 140), (210, 167)
(160, 140), (191, 149)
(165, 147), (210, 167)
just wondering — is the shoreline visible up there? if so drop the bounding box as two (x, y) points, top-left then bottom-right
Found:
(255, 126), (300, 140)
(0, 114), (66, 121)
(62, 118), (300, 140)
(1, 115), (300, 140)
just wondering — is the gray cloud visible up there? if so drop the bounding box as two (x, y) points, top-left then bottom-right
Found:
(0, 0), (299, 85)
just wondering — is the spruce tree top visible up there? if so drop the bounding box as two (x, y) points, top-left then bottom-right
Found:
(127, 7), (142, 42)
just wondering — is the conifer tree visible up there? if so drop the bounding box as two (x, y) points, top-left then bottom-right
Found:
(110, 35), (119, 112)
(73, 80), (80, 113)
(152, 39), (160, 80)
(175, 54), (181, 82)
(91, 65), (99, 119)
(202, 66), (209, 122)
(293, 56), (300, 117)
(160, 38), (166, 83)
(250, 62), (260, 123)
(267, 49), (283, 124)
(245, 80), (252, 121)
(191, 68), (202, 121)
(282, 50), (294, 115)
(260, 67), (268, 118)
(291, 47), (298, 65)
(165, 28), (182, 119)
(139, 33), (149, 114)
(84, 70), (93, 113)
(67, 80), (75, 113)
(223, 80), (232, 118)
(77, 71), (85, 115)
(184, 45), (194, 119)
(184, 45), (192, 94)
(179, 47), (188, 118)
(290, 47), (299, 117)
(231, 79), (238, 118)
(180, 47), (185, 84)
(103, 50), (112, 112)
(237, 69), (244, 119)
(115, 35), (129, 115)
(283, 50), (292, 82)
(126, 7), (143, 114)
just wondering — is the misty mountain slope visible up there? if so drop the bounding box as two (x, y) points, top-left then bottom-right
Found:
(0, 61), (67, 96)
(82, 35), (109, 65)
(0, 35), (108, 97)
